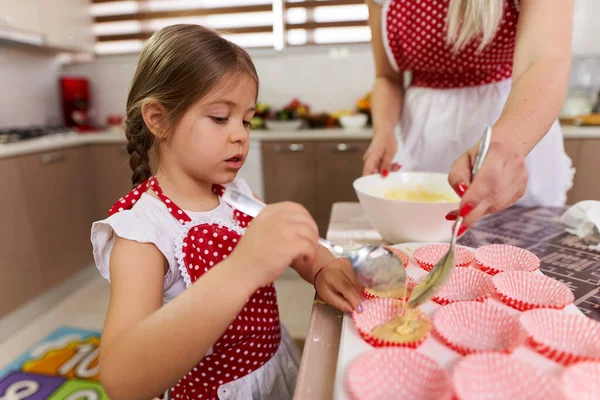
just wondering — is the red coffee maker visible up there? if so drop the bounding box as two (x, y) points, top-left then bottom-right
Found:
(59, 76), (94, 132)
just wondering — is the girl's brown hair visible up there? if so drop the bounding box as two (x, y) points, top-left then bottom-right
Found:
(125, 24), (259, 186)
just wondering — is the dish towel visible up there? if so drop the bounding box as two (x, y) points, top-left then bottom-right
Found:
(560, 201), (600, 250)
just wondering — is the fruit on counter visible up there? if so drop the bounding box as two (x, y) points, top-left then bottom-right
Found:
(255, 102), (271, 118)
(270, 98), (311, 121)
(304, 112), (341, 129)
(357, 92), (371, 112)
(250, 116), (266, 129)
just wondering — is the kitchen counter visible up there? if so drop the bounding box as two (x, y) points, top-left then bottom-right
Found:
(2, 124), (600, 160)
(0, 128), (373, 159)
(294, 203), (600, 400)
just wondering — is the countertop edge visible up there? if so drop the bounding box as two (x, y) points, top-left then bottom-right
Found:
(2, 125), (600, 159)
(0, 129), (374, 159)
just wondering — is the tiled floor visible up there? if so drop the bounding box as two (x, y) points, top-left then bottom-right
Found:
(0, 266), (316, 370)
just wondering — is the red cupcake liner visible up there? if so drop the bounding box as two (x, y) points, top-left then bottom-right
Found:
(386, 246), (410, 268)
(362, 276), (418, 300)
(352, 298), (431, 349)
(413, 244), (474, 272)
(520, 309), (600, 366)
(432, 267), (494, 305)
(433, 301), (524, 356)
(346, 348), (453, 400)
(475, 244), (540, 275)
(453, 353), (562, 400)
(493, 271), (575, 311)
(561, 361), (600, 400)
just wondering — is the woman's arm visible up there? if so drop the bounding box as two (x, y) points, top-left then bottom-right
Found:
(448, 0), (574, 227)
(362, 0), (405, 176)
(494, 0), (574, 156)
(99, 238), (261, 400)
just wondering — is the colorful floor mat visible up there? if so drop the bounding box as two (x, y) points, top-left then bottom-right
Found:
(0, 327), (107, 399)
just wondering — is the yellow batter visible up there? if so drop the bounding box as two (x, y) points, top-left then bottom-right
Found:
(384, 186), (458, 203)
(371, 308), (430, 344)
(364, 286), (410, 299)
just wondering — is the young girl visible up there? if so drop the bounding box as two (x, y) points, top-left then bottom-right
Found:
(91, 24), (363, 400)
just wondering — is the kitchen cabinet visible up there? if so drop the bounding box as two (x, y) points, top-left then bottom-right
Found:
(0, 156), (45, 316)
(315, 141), (369, 234)
(0, 0), (93, 51)
(19, 147), (95, 288)
(262, 140), (369, 235)
(565, 138), (600, 204)
(91, 144), (133, 220)
(262, 141), (318, 217)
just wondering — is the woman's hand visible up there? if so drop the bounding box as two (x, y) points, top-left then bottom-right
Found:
(314, 258), (364, 314)
(447, 140), (529, 235)
(362, 133), (399, 177)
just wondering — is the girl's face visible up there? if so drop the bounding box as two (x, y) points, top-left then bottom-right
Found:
(162, 72), (257, 185)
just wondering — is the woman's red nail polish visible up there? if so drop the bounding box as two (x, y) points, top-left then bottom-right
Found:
(391, 163), (402, 172)
(455, 182), (468, 197)
(381, 169), (389, 178)
(457, 225), (469, 237)
(459, 203), (474, 218)
(445, 213), (457, 221)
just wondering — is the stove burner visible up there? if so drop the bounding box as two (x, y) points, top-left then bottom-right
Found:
(0, 125), (72, 144)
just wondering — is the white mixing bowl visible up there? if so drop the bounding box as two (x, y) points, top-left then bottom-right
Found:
(353, 172), (460, 243)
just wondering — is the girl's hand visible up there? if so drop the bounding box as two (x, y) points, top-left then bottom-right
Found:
(231, 202), (319, 286)
(447, 140), (529, 235)
(314, 258), (364, 313)
(362, 133), (399, 177)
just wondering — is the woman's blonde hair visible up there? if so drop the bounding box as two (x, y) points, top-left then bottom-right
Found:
(125, 24), (259, 186)
(446, 0), (506, 52)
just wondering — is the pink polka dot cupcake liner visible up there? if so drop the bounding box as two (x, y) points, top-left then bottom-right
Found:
(493, 271), (575, 311)
(413, 244), (474, 272)
(361, 276), (418, 301)
(433, 301), (524, 356)
(345, 348), (453, 400)
(475, 244), (540, 275)
(432, 267), (494, 305)
(352, 298), (431, 349)
(453, 353), (562, 400)
(561, 361), (600, 400)
(386, 246), (410, 268)
(520, 309), (600, 366)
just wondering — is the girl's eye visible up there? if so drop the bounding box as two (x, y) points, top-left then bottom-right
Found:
(211, 117), (228, 124)
(243, 120), (253, 128)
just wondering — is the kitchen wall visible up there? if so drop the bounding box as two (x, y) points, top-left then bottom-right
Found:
(60, 44), (376, 126)
(0, 47), (62, 129)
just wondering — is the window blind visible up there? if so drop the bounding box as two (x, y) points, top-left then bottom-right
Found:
(90, 0), (370, 55)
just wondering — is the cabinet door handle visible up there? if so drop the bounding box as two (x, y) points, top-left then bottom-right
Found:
(330, 143), (360, 153)
(41, 151), (67, 164)
(275, 143), (304, 153)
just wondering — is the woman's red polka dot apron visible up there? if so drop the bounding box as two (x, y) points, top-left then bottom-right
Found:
(109, 177), (281, 400)
(382, 0), (519, 88)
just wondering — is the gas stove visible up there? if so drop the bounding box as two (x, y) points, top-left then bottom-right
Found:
(0, 125), (76, 144)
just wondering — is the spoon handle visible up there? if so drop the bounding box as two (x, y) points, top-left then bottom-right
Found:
(452, 126), (492, 244)
(222, 189), (336, 252)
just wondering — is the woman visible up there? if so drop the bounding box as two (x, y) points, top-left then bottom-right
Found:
(363, 0), (575, 232)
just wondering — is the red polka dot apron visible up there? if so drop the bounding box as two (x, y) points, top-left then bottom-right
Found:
(109, 177), (281, 400)
(382, 0), (519, 88)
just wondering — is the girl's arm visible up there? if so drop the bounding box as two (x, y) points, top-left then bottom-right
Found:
(362, 0), (405, 176)
(99, 238), (260, 400)
(448, 0), (574, 227)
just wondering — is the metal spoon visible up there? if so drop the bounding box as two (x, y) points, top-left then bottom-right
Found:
(408, 126), (493, 308)
(222, 189), (407, 291)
